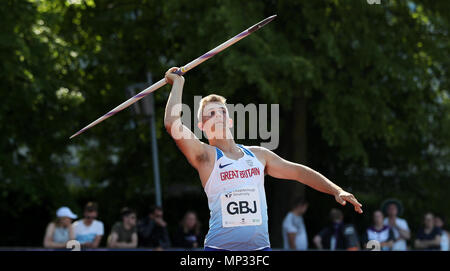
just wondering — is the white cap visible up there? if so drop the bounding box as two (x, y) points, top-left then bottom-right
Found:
(56, 207), (77, 219)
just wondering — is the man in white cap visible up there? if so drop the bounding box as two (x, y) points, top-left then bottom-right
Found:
(43, 206), (77, 248)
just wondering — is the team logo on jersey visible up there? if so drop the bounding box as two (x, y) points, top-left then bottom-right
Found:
(219, 163), (233, 169)
(220, 167), (261, 181)
(246, 159), (253, 167)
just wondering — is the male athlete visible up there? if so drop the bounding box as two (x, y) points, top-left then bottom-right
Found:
(163, 67), (363, 251)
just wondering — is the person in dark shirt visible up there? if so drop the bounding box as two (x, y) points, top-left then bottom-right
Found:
(172, 211), (203, 249)
(137, 205), (171, 250)
(415, 212), (442, 250)
(313, 208), (360, 250)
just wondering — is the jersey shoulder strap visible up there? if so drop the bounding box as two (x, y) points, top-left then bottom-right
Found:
(215, 147), (224, 161)
(237, 144), (255, 157)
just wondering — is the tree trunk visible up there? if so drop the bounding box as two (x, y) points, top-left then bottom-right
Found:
(268, 95), (307, 248)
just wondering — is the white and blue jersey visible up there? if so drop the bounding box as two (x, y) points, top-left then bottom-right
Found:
(203, 144), (270, 251)
(72, 219), (104, 244)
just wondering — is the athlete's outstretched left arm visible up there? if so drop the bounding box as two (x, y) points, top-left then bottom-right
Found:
(253, 147), (363, 214)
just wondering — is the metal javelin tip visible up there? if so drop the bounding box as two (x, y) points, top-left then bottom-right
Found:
(248, 15), (277, 33)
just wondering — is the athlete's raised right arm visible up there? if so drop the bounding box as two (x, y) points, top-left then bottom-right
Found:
(163, 67), (210, 169)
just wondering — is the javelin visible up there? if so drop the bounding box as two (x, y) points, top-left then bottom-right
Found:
(69, 15), (277, 139)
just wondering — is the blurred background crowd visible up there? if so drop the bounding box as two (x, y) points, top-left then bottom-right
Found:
(42, 198), (448, 251)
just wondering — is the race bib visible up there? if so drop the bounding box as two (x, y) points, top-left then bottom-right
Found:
(220, 185), (262, 227)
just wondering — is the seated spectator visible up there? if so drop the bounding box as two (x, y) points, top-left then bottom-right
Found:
(282, 197), (309, 250)
(313, 208), (360, 250)
(137, 205), (171, 250)
(414, 212), (442, 250)
(382, 199), (410, 250)
(172, 211), (203, 249)
(107, 207), (138, 249)
(43, 206), (77, 248)
(363, 210), (394, 251)
(73, 202), (104, 248)
(434, 214), (449, 251)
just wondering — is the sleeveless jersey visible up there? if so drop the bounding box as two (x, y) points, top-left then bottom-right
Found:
(203, 144), (270, 250)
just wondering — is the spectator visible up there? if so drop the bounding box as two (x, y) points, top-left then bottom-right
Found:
(282, 197), (309, 250)
(313, 208), (360, 250)
(434, 214), (449, 251)
(382, 199), (410, 250)
(414, 212), (442, 250)
(73, 202), (104, 248)
(172, 211), (203, 249)
(137, 205), (171, 250)
(43, 206), (77, 248)
(363, 210), (394, 251)
(107, 207), (138, 249)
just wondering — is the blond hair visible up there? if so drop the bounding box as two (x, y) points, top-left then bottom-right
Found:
(197, 94), (227, 122)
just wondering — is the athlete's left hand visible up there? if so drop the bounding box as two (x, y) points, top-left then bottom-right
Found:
(334, 189), (363, 214)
